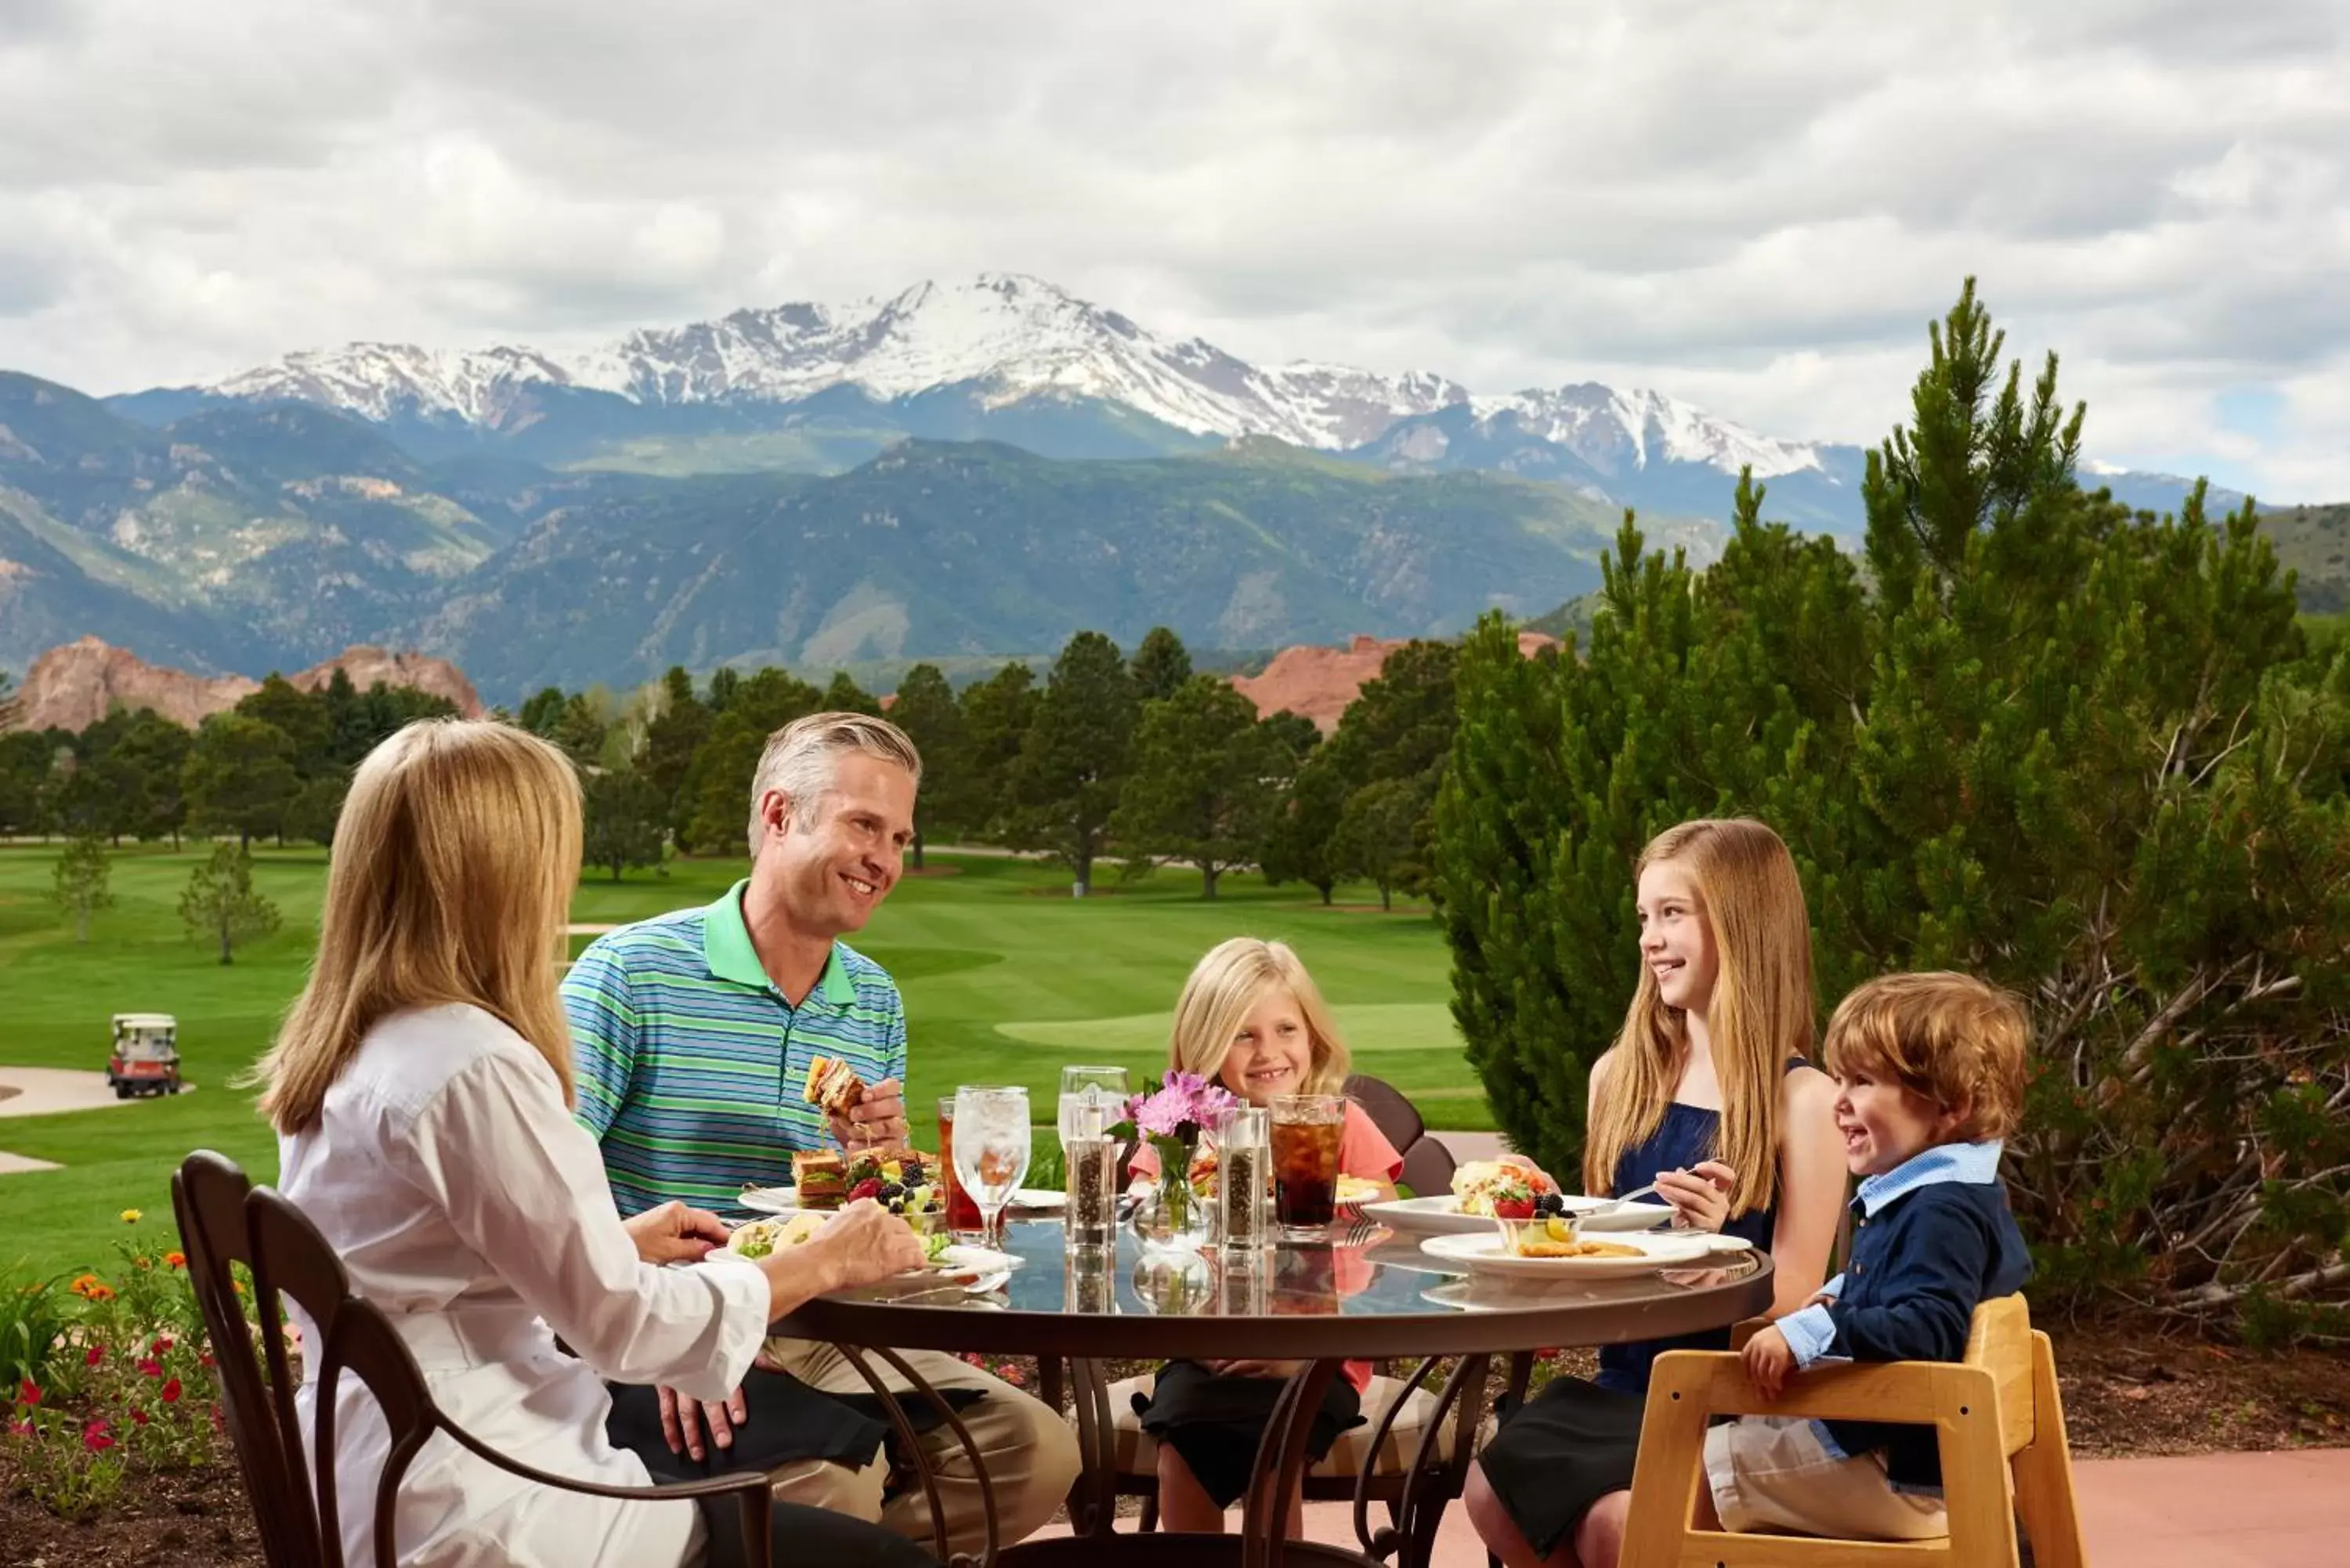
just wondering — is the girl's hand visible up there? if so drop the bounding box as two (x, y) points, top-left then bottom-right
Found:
(1207, 1358), (1307, 1379)
(1654, 1161), (1734, 1233)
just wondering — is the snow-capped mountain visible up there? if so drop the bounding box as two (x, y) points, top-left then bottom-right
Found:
(193, 273), (1827, 474)
(214, 274), (1474, 450)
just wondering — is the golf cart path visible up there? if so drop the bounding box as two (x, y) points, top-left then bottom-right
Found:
(0, 1067), (197, 1175)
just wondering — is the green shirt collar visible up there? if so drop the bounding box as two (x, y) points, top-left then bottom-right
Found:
(702, 879), (855, 1006)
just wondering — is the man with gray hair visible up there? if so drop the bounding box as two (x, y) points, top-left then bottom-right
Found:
(564, 710), (1079, 1555)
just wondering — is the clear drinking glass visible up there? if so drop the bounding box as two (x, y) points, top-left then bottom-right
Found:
(950, 1085), (1032, 1248)
(1058, 1064), (1131, 1100)
(1270, 1093), (1346, 1237)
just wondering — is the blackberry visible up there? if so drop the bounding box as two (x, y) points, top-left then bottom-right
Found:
(900, 1162), (927, 1186)
(880, 1181), (905, 1201)
(1536, 1192), (1565, 1216)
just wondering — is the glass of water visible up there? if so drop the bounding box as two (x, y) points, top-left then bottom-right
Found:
(950, 1085), (1032, 1249)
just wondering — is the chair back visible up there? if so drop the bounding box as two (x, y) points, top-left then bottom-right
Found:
(172, 1150), (333, 1568)
(175, 1151), (778, 1568)
(177, 1151), (451, 1568)
(1343, 1073), (1458, 1196)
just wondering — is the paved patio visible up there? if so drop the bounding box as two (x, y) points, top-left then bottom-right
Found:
(1034, 1447), (2350, 1566)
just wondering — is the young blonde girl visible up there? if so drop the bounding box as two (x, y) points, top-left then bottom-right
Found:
(1466, 818), (1849, 1568)
(1126, 938), (1403, 1534)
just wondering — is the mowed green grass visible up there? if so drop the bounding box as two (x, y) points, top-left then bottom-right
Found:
(0, 845), (1479, 1277)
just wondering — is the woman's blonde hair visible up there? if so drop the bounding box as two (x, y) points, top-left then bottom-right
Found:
(252, 719), (584, 1134)
(1583, 818), (1816, 1216)
(1169, 938), (1351, 1097)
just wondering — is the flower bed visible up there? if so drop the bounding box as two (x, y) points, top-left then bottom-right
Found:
(2, 1212), (226, 1523)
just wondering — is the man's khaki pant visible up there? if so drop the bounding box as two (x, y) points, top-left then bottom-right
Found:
(759, 1338), (1080, 1557)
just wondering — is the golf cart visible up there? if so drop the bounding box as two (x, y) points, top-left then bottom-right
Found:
(107, 1013), (182, 1099)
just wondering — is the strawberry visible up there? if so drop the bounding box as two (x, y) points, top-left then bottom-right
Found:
(848, 1177), (884, 1203)
(1492, 1196), (1536, 1219)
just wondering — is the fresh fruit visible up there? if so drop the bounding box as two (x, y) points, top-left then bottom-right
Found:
(1536, 1192), (1566, 1217)
(1544, 1216), (1575, 1242)
(900, 1161), (927, 1186)
(880, 1181), (905, 1201)
(848, 1177), (884, 1203)
(1493, 1196), (1537, 1219)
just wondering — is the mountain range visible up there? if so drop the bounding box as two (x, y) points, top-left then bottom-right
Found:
(2, 273), (2318, 699)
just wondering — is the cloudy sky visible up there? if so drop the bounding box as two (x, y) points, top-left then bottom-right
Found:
(3, 0), (2345, 497)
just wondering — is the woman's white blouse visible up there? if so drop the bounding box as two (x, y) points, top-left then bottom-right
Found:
(278, 1003), (770, 1568)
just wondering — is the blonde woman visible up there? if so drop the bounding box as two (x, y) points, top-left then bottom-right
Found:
(1466, 818), (1847, 1568)
(254, 721), (931, 1568)
(1126, 938), (1403, 1534)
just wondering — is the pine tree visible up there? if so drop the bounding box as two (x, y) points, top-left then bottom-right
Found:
(823, 671), (883, 716)
(181, 714), (300, 849)
(583, 765), (668, 881)
(1129, 627), (1195, 703)
(886, 663), (965, 867)
(1007, 632), (1138, 896)
(1261, 744), (1349, 905)
(52, 833), (113, 942)
(1111, 676), (1289, 898)
(682, 668), (826, 855)
(179, 843), (281, 965)
(956, 662), (1039, 843)
(641, 667), (712, 851)
(1435, 280), (2350, 1328)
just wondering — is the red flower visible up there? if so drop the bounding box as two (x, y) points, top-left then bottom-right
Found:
(83, 1418), (115, 1453)
(151, 1336), (174, 1357)
(164, 1250), (187, 1269)
(16, 1379), (37, 1407)
(6, 1419), (30, 1439)
(86, 1346), (106, 1367)
(138, 1357), (163, 1378)
(199, 1352), (216, 1370)
(998, 1364), (1026, 1388)
(161, 1378), (183, 1404)
(132, 1408), (151, 1426)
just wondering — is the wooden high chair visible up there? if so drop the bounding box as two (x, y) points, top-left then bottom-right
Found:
(1618, 1295), (2088, 1568)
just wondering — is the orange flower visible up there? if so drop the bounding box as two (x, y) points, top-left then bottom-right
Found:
(68, 1274), (116, 1302)
(163, 1251), (186, 1270)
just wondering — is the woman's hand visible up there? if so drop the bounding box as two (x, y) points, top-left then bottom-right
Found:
(623, 1201), (730, 1265)
(797, 1198), (927, 1292)
(1654, 1159), (1735, 1233)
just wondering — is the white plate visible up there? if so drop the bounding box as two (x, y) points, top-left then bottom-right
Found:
(739, 1186), (801, 1216)
(933, 1243), (1021, 1274)
(1417, 1230), (1716, 1278)
(1009, 1187), (1066, 1210)
(1364, 1192), (1676, 1235)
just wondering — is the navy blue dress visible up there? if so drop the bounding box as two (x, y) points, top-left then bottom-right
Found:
(1479, 1066), (1798, 1557)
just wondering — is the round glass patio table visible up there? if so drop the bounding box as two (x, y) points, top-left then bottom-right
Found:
(769, 1216), (1773, 1568)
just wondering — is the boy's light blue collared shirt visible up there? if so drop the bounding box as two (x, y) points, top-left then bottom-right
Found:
(1776, 1139), (2005, 1368)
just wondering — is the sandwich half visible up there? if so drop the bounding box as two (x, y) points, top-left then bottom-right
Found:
(802, 1053), (865, 1116)
(791, 1148), (848, 1209)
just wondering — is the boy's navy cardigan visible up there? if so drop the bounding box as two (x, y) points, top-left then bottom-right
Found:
(1776, 1140), (2034, 1490)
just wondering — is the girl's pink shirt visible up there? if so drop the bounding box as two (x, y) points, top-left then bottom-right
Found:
(1126, 1100), (1404, 1392)
(1125, 1099), (1405, 1183)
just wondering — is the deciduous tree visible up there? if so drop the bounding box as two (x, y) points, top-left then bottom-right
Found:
(1112, 676), (1289, 898)
(179, 842), (281, 965)
(52, 832), (113, 942)
(1007, 632), (1137, 897)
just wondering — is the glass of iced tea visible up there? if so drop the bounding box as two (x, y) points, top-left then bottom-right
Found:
(1269, 1093), (1345, 1237)
(937, 1094), (984, 1239)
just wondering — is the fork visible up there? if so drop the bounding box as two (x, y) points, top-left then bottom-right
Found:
(1582, 1179), (1661, 1216)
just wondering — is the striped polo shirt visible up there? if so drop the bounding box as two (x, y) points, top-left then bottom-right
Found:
(562, 879), (907, 1216)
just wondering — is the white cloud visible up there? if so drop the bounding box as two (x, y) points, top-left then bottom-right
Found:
(1, 0), (2345, 497)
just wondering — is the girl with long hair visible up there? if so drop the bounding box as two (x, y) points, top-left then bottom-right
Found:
(1126, 938), (1403, 1535)
(1464, 818), (1848, 1568)
(255, 721), (929, 1568)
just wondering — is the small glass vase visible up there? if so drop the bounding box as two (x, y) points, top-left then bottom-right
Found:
(1130, 1138), (1213, 1254)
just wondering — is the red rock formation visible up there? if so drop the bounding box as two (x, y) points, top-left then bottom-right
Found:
(5, 637), (483, 733)
(290, 646), (483, 718)
(1230, 631), (1559, 733)
(9, 638), (259, 733)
